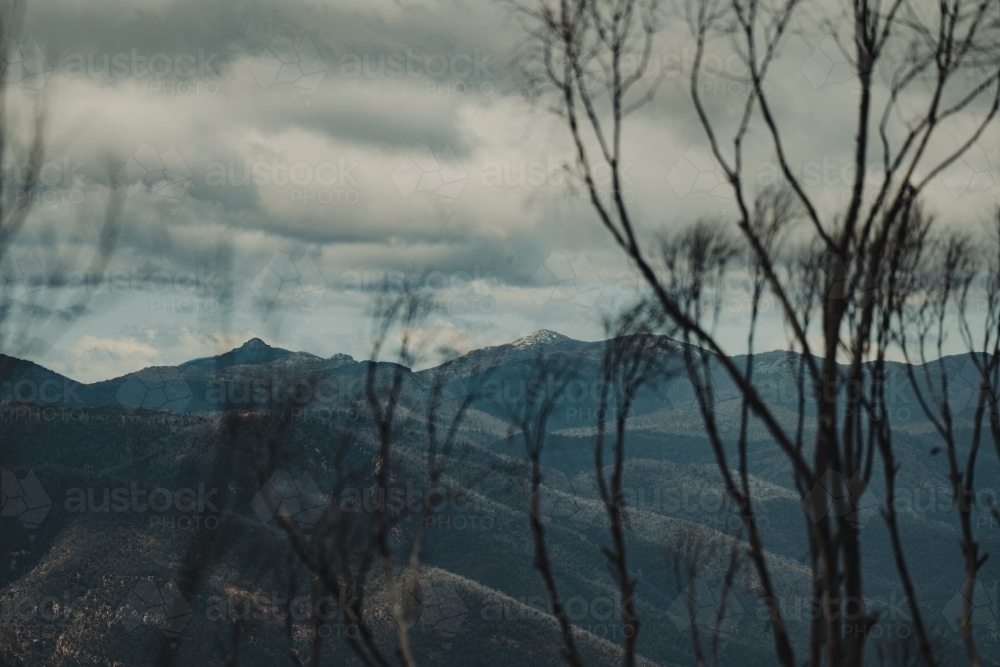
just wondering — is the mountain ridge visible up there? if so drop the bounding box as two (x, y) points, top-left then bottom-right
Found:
(1, 331), (983, 433)
(4, 330), (597, 389)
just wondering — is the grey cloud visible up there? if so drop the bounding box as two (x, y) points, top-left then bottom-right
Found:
(2, 0), (997, 381)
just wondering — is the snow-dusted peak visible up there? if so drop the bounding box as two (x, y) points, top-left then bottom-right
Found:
(510, 329), (572, 350)
(328, 352), (355, 366)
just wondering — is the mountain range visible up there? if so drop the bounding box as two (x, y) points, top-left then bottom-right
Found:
(1, 331), (998, 666)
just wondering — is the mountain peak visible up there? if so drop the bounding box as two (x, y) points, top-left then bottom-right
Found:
(240, 337), (271, 350)
(177, 337), (291, 373)
(328, 352), (355, 365)
(510, 329), (571, 350)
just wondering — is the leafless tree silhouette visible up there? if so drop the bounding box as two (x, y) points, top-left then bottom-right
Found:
(175, 285), (490, 667)
(512, 0), (1000, 665)
(669, 526), (744, 667)
(506, 358), (588, 667)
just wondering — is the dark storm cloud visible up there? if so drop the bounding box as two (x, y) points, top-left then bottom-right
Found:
(23, 0), (513, 88)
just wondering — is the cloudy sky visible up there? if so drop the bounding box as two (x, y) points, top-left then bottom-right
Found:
(1, 0), (997, 382)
